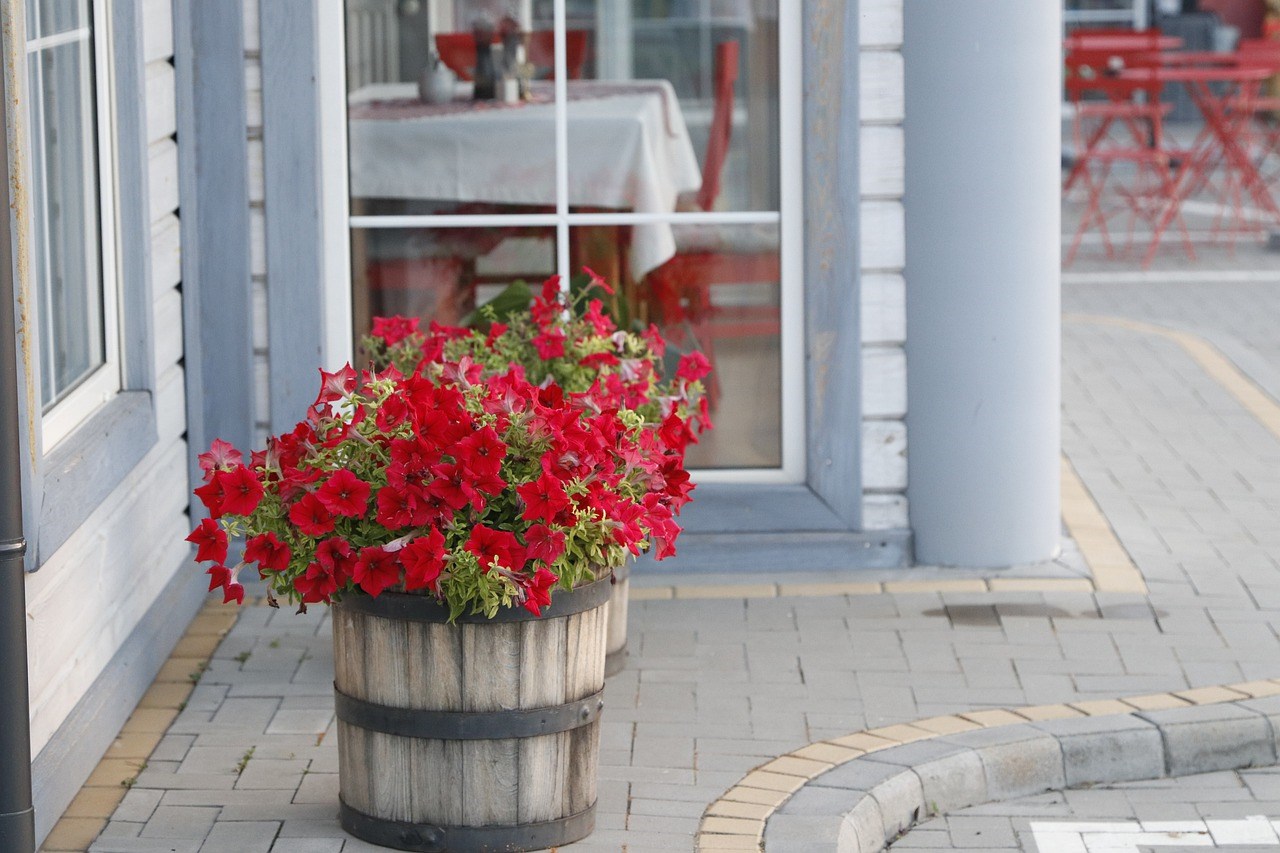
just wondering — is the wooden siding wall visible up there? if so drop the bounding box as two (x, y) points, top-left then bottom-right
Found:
(859, 0), (908, 531)
(25, 0), (189, 758)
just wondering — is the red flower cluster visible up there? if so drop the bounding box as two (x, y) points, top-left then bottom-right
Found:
(189, 348), (699, 618)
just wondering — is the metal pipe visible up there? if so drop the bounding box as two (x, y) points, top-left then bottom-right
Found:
(0, 34), (37, 851)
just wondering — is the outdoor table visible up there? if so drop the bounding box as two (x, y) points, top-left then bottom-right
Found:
(347, 79), (703, 281)
(1119, 61), (1279, 262)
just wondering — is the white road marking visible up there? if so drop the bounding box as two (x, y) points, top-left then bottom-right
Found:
(1062, 270), (1280, 284)
(1031, 818), (1280, 851)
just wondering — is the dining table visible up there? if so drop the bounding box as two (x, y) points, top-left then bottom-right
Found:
(347, 79), (703, 281)
(1118, 55), (1280, 262)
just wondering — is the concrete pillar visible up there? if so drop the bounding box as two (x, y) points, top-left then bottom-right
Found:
(903, 2), (1061, 566)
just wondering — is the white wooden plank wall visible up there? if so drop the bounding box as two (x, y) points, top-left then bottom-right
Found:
(25, 7), (193, 754)
(859, 0), (908, 530)
(245, 0), (270, 446)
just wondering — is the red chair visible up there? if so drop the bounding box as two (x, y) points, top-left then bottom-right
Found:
(1200, 0), (1267, 39)
(1063, 32), (1193, 265)
(435, 30), (588, 82)
(643, 41), (780, 405)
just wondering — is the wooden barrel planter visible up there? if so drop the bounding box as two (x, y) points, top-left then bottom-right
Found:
(332, 574), (611, 852)
(604, 563), (629, 677)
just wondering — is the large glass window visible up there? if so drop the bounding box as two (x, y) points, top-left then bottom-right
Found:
(344, 0), (799, 477)
(25, 0), (118, 446)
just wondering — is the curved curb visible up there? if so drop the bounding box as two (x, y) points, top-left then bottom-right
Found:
(695, 680), (1280, 852)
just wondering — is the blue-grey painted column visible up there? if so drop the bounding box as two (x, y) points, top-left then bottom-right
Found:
(260, 0), (327, 434)
(903, 3), (1061, 566)
(173, 0), (255, 471)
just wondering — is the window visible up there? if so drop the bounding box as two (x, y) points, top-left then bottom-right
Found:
(342, 0), (802, 481)
(25, 0), (119, 447)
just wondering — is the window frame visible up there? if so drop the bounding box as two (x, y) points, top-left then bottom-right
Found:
(26, 0), (124, 448)
(7, 0), (160, 572)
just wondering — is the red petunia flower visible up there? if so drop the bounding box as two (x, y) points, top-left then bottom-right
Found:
(316, 469), (372, 518)
(676, 351), (711, 382)
(521, 567), (559, 616)
(375, 485), (426, 530)
(315, 537), (357, 586)
(532, 328), (566, 359)
(582, 266), (615, 295)
(186, 518), (228, 564)
(401, 528), (447, 592)
(353, 546), (401, 597)
(244, 532), (291, 573)
(314, 363), (357, 406)
(524, 523), (565, 565)
(288, 493), (335, 536)
(583, 299), (615, 336)
(197, 439), (244, 483)
(453, 428), (507, 480)
(516, 472), (571, 524)
(294, 561), (339, 604)
(217, 466), (266, 517)
(371, 315), (420, 346)
(205, 564), (231, 593)
(464, 524), (526, 573)
(193, 477), (228, 519)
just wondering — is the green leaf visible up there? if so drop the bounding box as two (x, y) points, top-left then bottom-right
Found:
(462, 280), (535, 331)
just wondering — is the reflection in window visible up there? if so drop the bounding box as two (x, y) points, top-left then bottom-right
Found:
(343, 0), (787, 470)
(27, 0), (106, 409)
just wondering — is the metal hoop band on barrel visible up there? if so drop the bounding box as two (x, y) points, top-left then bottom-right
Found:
(333, 573), (612, 623)
(333, 686), (605, 740)
(339, 799), (596, 853)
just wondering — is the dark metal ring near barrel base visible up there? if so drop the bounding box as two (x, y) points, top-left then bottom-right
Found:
(339, 798), (596, 853)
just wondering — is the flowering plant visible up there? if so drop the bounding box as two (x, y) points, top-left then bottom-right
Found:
(187, 277), (711, 619)
(362, 271), (713, 453)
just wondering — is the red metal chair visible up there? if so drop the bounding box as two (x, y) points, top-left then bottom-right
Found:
(1200, 0), (1267, 39)
(435, 30), (588, 82)
(1063, 32), (1193, 265)
(643, 41), (780, 405)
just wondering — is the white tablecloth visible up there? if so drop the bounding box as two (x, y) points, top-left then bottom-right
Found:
(347, 81), (703, 278)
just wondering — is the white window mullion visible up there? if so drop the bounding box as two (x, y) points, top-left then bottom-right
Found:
(348, 211), (782, 229)
(553, 0), (570, 285)
(25, 27), (92, 54)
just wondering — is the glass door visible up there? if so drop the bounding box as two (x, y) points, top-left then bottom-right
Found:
(342, 0), (802, 480)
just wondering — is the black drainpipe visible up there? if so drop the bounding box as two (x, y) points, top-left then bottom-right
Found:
(0, 42), (37, 853)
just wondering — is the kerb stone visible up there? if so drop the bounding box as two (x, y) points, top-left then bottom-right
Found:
(1033, 714), (1164, 786)
(1138, 703), (1277, 776)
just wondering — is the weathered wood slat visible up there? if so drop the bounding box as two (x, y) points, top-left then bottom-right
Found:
(461, 621), (521, 825)
(517, 617), (567, 823)
(365, 615), (412, 822)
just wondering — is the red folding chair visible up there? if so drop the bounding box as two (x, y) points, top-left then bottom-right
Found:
(643, 41), (780, 407)
(1064, 32), (1193, 265)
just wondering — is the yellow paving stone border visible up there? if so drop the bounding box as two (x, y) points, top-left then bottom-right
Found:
(40, 596), (236, 853)
(695, 678), (1280, 852)
(1067, 313), (1280, 444)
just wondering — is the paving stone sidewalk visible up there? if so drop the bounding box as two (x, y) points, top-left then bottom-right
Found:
(71, 274), (1280, 852)
(891, 766), (1280, 852)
